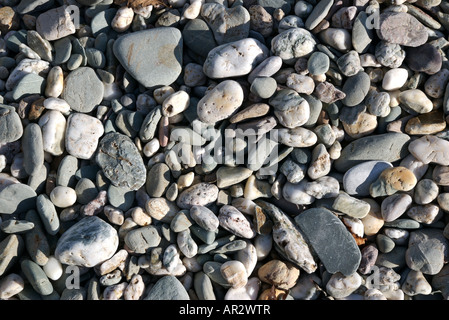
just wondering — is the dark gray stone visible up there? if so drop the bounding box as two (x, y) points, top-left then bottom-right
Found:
(182, 19), (217, 58)
(96, 132), (146, 191)
(295, 207), (361, 276)
(342, 71), (370, 106)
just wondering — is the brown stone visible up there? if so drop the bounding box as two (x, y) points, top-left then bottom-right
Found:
(248, 5), (273, 37)
(405, 110), (447, 135)
(314, 81), (346, 104)
(28, 97), (46, 121)
(257, 259), (300, 290)
(0, 7), (20, 35)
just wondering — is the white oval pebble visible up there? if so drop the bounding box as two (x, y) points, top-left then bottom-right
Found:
(43, 256), (63, 281)
(50, 186), (77, 208)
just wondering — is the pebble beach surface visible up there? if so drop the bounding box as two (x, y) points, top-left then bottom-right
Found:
(0, 0), (449, 301)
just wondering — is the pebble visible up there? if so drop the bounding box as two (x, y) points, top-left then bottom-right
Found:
(144, 275), (189, 300)
(307, 52), (330, 76)
(370, 166), (417, 198)
(49, 186), (76, 208)
(271, 28), (316, 64)
(55, 216), (119, 268)
(0, 273), (24, 299)
(197, 80), (244, 124)
(96, 132), (146, 191)
(38, 110), (66, 156)
(177, 183), (219, 209)
(409, 135), (449, 166)
(218, 205), (256, 239)
(61, 67), (104, 113)
(0, 234), (23, 276)
(381, 193), (413, 222)
(377, 12), (428, 47)
(334, 133), (411, 172)
(257, 259), (299, 290)
(325, 272), (362, 299)
(405, 44), (442, 75)
(343, 161), (393, 197)
(21, 259), (53, 296)
(203, 38), (269, 78)
(114, 27), (182, 89)
(35, 6), (76, 41)
(305, 0), (334, 30)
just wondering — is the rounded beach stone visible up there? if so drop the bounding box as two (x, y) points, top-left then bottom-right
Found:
(49, 186), (77, 208)
(343, 161), (393, 196)
(218, 205), (256, 239)
(124, 225), (161, 254)
(146, 163), (171, 198)
(408, 135), (449, 166)
(190, 205), (219, 231)
(55, 216), (119, 267)
(177, 183), (219, 209)
(307, 52), (330, 76)
(0, 183), (37, 214)
(61, 67), (104, 113)
(0, 105), (23, 144)
(342, 71), (371, 107)
(304, 0), (334, 30)
(414, 179), (439, 205)
(271, 28), (316, 64)
(257, 259), (299, 290)
(203, 38), (269, 78)
(65, 113), (104, 160)
(96, 132), (146, 191)
(22, 123), (44, 176)
(21, 259), (53, 296)
(405, 44), (442, 75)
(197, 80), (244, 124)
(370, 166), (417, 198)
(113, 27), (183, 88)
(381, 193), (413, 222)
(377, 12), (428, 47)
(145, 197), (179, 223)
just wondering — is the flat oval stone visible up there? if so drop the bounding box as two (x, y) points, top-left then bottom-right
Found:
(334, 133), (410, 172)
(343, 161), (393, 196)
(55, 216), (119, 268)
(190, 205), (219, 231)
(197, 80), (244, 124)
(0, 105), (23, 144)
(22, 123), (44, 176)
(203, 38), (269, 78)
(0, 183), (37, 214)
(177, 183), (219, 209)
(96, 132), (146, 191)
(295, 207), (361, 276)
(381, 193), (413, 222)
(342, 71), (371, 107)
(216, 166), (253, 189)
(377, 12), (428, 47)
(146, 163), (171, 198)
(113, 27), (183, 89)
(145, 197), (179, 223)
(36, 194), (59, 235)
(305, 0), (334, 30)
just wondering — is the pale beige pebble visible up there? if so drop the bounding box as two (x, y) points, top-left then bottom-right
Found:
(360, 53), (382, 67)
(42, 256), (63, 281)
(154, 86), (175, 104)
(130, 207), (152, 226)
(361, 198), (384, 236)
(224, 277), (261, 300)
(161, 90), (190, 117)
(424, 68), (449, 99)
(320, 28), (352, 52)
(123, 274), (145, 300)
(183, 0), (203, 19)
(229, 103), (270, 124)
(143, 138), (160, 158)
(43, 97), (71, 114)
(364, 288), (387, 300)
(243, 175), (272, 201)
(382, 68), (408, 91)
(276, 127), (317, 147)
(177, 171), (195, 189)
(104, 205), (125, 225)
(103, 282), (128, 300)
(99, 249), (128, 275)
(342, 111), (378, 139)
(407, 203), (441, 225)
(401, 270), (432, 296)
(398, 89), (433, 114)
(388, 90), (402, 107)
(0, 273), (24, 299)
(311, 73), (326, 82)
(307, 144), (331, 180)
(408, 135), (449, 165)
(326, 272), (363, 299)
(111, 6), (134, 32)
(257, 259), (300, 290)
(220, 260), (248, 289)
(145, 197), (179, 223)
(45, 66), (64, 98)
(50, 186), (77, 208)
(329, 140), (342, 160)
(286, 73), (315, 95)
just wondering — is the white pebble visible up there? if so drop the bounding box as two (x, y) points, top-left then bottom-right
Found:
(43, 256), (63, 281)
(0, 273), (24, 299)
(224, 277), (260, 300)
(50, 186), (77, 208)
(220, 260), (248, 289)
